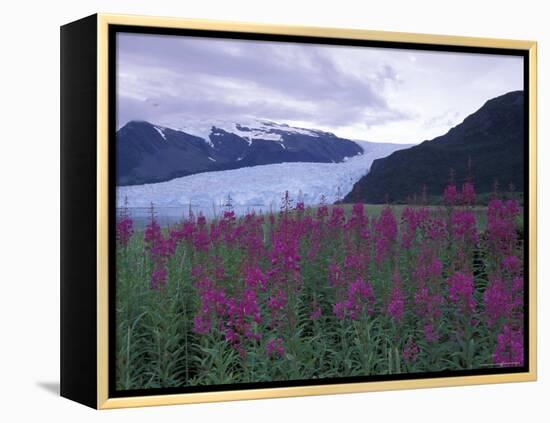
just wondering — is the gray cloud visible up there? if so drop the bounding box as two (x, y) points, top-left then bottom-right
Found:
(116, 33), (406, 130)
(423, 110), (461, 129)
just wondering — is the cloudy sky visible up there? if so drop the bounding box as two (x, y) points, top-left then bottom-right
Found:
(117, 33), (523, 144)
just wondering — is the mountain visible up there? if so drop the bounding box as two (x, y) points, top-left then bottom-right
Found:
(344, 91), (525, 204)
(116, 119), (364, 186)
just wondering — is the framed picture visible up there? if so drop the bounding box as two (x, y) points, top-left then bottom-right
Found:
(60, 13), (537, 409)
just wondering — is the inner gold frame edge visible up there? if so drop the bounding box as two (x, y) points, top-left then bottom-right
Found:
(96, 13), (537, 409)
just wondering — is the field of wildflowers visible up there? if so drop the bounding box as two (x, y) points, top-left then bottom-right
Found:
(115, 182), (524, 390)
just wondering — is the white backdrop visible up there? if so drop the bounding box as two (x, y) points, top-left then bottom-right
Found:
(1, 0), (546, 421)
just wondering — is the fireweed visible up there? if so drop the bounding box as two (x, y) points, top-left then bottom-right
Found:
(115, 183), (526, 389)
(387, 272), (405, 324)
(144, 204), (170, 290)
(116, 203), (134, 247)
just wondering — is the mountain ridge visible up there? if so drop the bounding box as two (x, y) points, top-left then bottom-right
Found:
(116, 119), (386, 186)
(343, 90), (525, 204)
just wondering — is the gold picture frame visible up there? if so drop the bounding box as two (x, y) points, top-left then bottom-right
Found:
(60, 13), (537, 409)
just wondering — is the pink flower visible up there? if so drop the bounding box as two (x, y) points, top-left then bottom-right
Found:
(193, 315), (211, 335)
(266, 337), (285, 358)
(502, 255), (522, 275)
(412, 252), (442, 286)
(460, 182), (476, 205)
(447, 272), (476, 314)
(426, 216), (447, 241)
(511, 277), (524, 309)
(223, 210), (236, 221)
(245, 266), (267, 291)
(333, 302), (346, 320)
(428, 257), (443, 277)
(328, 263), (344, 288)
(423, 323), (438, 343)
(316, 205), (329, 220)
(117, 198), (134, 247)
(493, 325), (524, 367)
(267, 289), (287, 328)
(116, 216), (134, 247)
(197, 214), (207, 227)
(401, 207), (429, 249)
(144, 204), (170, 290)
(306, 221), (321, 259)
(150, 267), (167, 290)
(192, 229), (209, 252)
(483, 278), (511, 327)
(334, 278), (376, 321)
(451, 210), (478, 243)
(487, 199), (520, 255)
(414, 287), (443, 320)
(387, 289), (405, 322)
(223, 288), (262, 347)
(484, 274), (523, 329)
(443, 184), (458, 205)
(193, 277), (227, 334)
(309, 306), (322, 321)
(387, 273), (405, 323)
(328, 206), (345, 229)
(377, 207), (398, 242)
(374, 207), (397, 264)
(403, 336), (419, 363)
(144, 217), (162, 249)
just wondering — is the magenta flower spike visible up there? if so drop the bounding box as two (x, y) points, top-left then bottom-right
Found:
(443, 184), (458, 205)
(266, 338), (285, 358)
(447, 272), (476, 314)
(460, 182), (476, 205)
(493, 325), (524, 367)
(403, 336), (419, 363)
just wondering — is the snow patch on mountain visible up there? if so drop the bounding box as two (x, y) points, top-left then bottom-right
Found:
(157, 118), (324, 147)
(153, 126), (166, 140)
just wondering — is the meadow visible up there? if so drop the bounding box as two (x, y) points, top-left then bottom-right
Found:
(115, 182), (524, 390)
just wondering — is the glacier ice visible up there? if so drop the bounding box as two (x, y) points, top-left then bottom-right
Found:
(117, 140), (409, 217)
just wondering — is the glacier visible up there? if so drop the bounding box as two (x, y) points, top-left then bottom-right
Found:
(117, 140), (409, 219)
